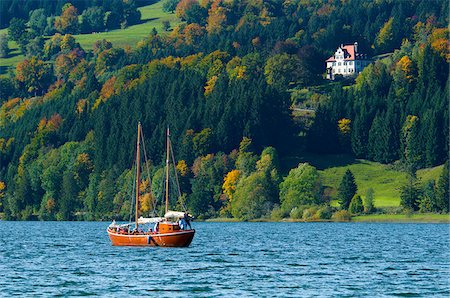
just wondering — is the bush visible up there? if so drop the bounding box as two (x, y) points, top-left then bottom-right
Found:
(316, 205), (332, 219)
(302, 206), (319, 220)
(290, 207), (303, 219)
(271, 205), (288, 220)
(331, 210), (351, 221)
(349, 194), (363, 214)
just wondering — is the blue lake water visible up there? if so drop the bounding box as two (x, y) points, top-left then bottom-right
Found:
(0, 221), (449, 297)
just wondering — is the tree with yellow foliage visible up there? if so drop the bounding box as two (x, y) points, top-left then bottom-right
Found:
(222, 169), (241, 201)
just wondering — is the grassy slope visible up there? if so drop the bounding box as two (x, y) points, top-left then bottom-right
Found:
(352, 213), (450, 223)
(0, 33), (22, 72)
(0, 1), (179, 73)
(74, 1), (180, 50)
(289, 154), (443, 208)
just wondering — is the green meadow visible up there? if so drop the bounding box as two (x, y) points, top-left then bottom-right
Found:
(0, 1), (180, 73)
(352, 213), (450, 223)
(286, 154), (443, 209)
(74, 1), (181, 50)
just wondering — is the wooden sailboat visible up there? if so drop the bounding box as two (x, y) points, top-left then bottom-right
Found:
(107, 123), (195, 247)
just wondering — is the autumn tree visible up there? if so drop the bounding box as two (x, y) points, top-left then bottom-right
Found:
(337, 118), (351, 153)
(55, 49), (85, 80)
(54, 3), (79, 34)
(206, 0), (228, 35)
(93, 39), (112, 56)
(176, 0), (206, 24)
(15, 56), (53, 95)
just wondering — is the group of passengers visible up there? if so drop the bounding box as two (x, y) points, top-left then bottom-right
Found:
(111, 213), (192, 234)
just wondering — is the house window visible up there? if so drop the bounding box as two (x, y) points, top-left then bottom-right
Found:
(333, 62), (336, 66)
(344, 61), (347, 65)
(357, 61), (360, 66)
(338, 62), (341, 66)
(333, 69), (335, 73)
(349, 61), (353, 65)
(344, 69), (346, 73)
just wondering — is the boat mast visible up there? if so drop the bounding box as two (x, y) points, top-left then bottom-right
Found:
(165, 127), (170, 215)
(135, 122), (141, 230)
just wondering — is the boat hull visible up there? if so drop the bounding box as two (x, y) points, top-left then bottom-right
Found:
(107, 229), (195, 247)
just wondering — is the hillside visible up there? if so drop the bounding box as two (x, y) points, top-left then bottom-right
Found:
(0, 1), (179, 74)
(0, 0), (448, 221)
(74, 2), (181, 50)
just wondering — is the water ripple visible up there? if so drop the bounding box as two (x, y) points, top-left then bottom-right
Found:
(0, 222), (448, 296)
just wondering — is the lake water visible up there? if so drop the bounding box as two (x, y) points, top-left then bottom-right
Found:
(0, 222), (448, 297)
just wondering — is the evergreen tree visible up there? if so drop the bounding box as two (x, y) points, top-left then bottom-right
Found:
(368, 112), (383, 162)
(401, 115), (423, 175)
(338, 169), (357, 210)
(380, 106), (400, 163)
(351, 105), (369, 158)
(400, 177), (421, 211)
(435, 161), (449, 213)
(58, 170), (79, 220)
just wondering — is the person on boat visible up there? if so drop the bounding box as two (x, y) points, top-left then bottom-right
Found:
(153, 222), (159, 233)
(178, 217), (186, 230)
(184, 213), (192, 230)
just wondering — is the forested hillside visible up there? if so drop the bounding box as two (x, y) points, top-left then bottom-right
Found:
(0, 0), (448, 221)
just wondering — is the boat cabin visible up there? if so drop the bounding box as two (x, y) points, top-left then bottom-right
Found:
(159, 222), (181, 233)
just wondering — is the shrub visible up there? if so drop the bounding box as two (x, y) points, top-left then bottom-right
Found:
(316, 205), (332, 219)
(290, 207), (303, 219)
(331, 210), (351, 221)
(302, 206), (319, 220)
(349, 194), (364, 214)
(271, 205), (288, 220)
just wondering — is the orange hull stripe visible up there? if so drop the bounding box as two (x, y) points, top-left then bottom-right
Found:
(107, 229), (195, 247)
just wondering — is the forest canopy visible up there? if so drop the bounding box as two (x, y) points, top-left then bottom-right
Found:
(0, 0), (448, 221)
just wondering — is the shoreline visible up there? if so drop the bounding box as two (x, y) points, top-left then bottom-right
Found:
(205, 213), (450, 224)
(1, 213), (448, 223)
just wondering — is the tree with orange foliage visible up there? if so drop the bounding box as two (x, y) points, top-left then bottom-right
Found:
(428, 28), (449, 62)
(183, 23), (205, 45)
(54, 3), (79, 34)
(206, 0), (228, 35)
(16, 56), (53, 95)
(176, 0), (206, 24)
(55, 49), (84, 80)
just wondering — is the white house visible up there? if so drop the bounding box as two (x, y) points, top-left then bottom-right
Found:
(326, 42), (371, 80)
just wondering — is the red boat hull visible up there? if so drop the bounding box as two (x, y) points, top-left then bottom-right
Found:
(107, 229), (195, 247)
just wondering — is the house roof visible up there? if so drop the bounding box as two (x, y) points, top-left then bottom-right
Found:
(326, 44), (368, 62)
